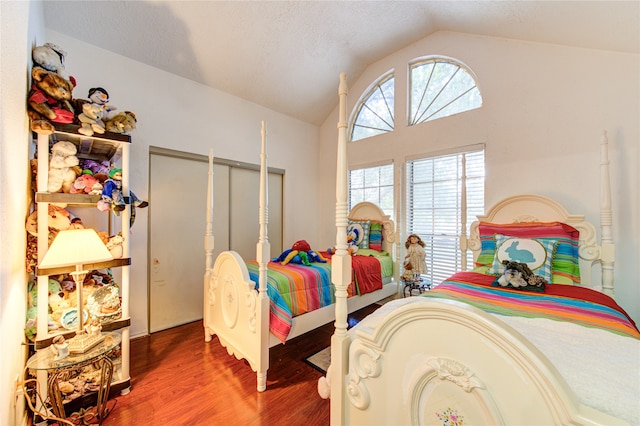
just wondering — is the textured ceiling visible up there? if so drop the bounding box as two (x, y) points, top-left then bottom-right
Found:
(43, 1), (639, 125)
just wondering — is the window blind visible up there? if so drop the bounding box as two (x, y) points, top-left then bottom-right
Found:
(406, 148), (484, 284)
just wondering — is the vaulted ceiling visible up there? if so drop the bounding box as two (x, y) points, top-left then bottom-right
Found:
(43, 1), (639, 125)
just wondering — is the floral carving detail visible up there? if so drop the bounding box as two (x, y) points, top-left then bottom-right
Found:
(429, 358), (482, 392)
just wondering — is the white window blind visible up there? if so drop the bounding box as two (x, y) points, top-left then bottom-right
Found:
(349, 163), (394, 220)
(406, 148), (484, 284)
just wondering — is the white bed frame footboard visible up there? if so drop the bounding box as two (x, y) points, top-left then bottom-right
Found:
(327, 72), (624, 425)
(204, 119), (400, 392)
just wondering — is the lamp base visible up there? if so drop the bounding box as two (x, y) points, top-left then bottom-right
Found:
(68, 332), (105, 354)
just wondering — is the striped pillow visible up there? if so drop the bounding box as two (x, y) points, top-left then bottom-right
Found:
(368, 221), (383, 251)
(476, 222), (580, 284)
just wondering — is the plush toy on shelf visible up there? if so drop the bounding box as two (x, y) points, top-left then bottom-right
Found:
(98, 167), (148, 227)
(76, 87), (116, 136)
(48, 141), (80, 193)
(105, 111), (137, 134)
(27, 43), (76, 135)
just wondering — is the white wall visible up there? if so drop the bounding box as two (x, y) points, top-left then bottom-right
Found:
(0, 2), (45, 424)
(44, 31), (320, 338)
(318, 31), (639, 323)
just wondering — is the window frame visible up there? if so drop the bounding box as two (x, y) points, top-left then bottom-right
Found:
(408, 56), (482, 127)
(349, 71), (395, 142)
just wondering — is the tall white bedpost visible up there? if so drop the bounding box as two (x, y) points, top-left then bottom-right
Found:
(256, 120), (271, 391)
(330, 72), (351, 425)
(203, 149), (215, 340)
(599, 131), (615, 297)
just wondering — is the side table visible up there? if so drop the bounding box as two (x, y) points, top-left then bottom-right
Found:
(26, 332), (121, 424)
(402, 278), (432, 297)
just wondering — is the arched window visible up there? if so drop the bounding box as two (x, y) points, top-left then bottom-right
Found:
(409, 58), (482, 126)
(350, 73), (394, 142)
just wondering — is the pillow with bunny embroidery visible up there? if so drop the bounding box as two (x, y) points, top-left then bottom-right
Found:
(488, 234), (557, 283)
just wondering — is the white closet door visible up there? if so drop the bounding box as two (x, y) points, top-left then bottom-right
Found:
(149, 153), (229, 333)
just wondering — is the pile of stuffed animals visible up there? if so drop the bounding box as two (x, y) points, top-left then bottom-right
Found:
(27, 43), (137, 137)
(274, 240), (328, 266)
(27, 42), (148, 219)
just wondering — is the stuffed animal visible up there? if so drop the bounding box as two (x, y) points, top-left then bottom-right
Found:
(77, 102), (106, 136)
(32, 43), (69, 79)
(28, 44), (76, 134)
(25, 206), (72, 273)
(28, 67), (75, 134)
(495, 260), (547, 291)
(48, 141), (80, 193)
(70, 173), (103, 195)
(105, 111), (137, 134)
(274, 240), (328, 266)
(328, 223), (361, 256)
(98, 167), (148, 227)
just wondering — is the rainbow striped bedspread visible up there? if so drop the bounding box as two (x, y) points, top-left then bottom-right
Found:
(246, 261), (333, 343)
(246, 255), (387, 343)
(424, 272), (640, 339)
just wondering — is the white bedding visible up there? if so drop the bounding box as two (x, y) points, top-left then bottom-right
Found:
(351, 297), (640, 425)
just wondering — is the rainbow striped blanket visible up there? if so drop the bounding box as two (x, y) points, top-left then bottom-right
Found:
(424, 272), (640, 339)
(247, 256), (386, 343)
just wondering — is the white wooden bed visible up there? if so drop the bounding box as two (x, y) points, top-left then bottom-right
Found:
(322, 74), (639, 425)
(203, 120), (399, 392)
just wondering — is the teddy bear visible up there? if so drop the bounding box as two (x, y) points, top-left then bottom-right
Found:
(105, 111), (137, 134)
(77, 102), (106, 136)
(27, 44), (76, 134)
(25, 205), (72, 273)
(48, 141), (80, 193)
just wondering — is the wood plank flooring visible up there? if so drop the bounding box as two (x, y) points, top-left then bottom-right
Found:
(101, 305), (380, 425)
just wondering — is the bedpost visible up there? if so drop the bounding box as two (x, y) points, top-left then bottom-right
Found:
(600, 131), (615, 297)
(203, 148), (215, 341)
(256, 120), (271, 391)
(330, 72), (350, 425)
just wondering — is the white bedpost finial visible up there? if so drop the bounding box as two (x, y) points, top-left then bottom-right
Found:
(600, 131), (614, 297)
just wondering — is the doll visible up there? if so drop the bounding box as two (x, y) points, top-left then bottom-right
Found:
(404, 233), (427, 275)
(99, 167), (148, 226)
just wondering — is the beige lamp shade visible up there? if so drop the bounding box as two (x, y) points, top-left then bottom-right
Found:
(40, 228), (113, 269)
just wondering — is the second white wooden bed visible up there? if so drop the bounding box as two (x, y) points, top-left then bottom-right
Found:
(322, 73), (638, 425)
(203, 121), (399, 392)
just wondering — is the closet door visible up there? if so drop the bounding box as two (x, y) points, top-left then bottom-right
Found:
(149, 152), (229, 333)
(149, 149), (282, 333)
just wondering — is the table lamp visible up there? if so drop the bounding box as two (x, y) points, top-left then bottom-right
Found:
(39, 228), (113, 353)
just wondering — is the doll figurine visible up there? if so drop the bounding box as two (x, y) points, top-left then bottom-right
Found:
(99, 167), (148, 226)
(404, 233), (427, 276)
(50, 335), (69, 361)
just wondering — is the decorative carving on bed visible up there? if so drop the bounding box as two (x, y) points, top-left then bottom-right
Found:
(345, 341), (381, 410)
(343, 298), (623, 425)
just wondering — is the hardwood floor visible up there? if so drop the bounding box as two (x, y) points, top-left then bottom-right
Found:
(101, 305), (380, 425)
